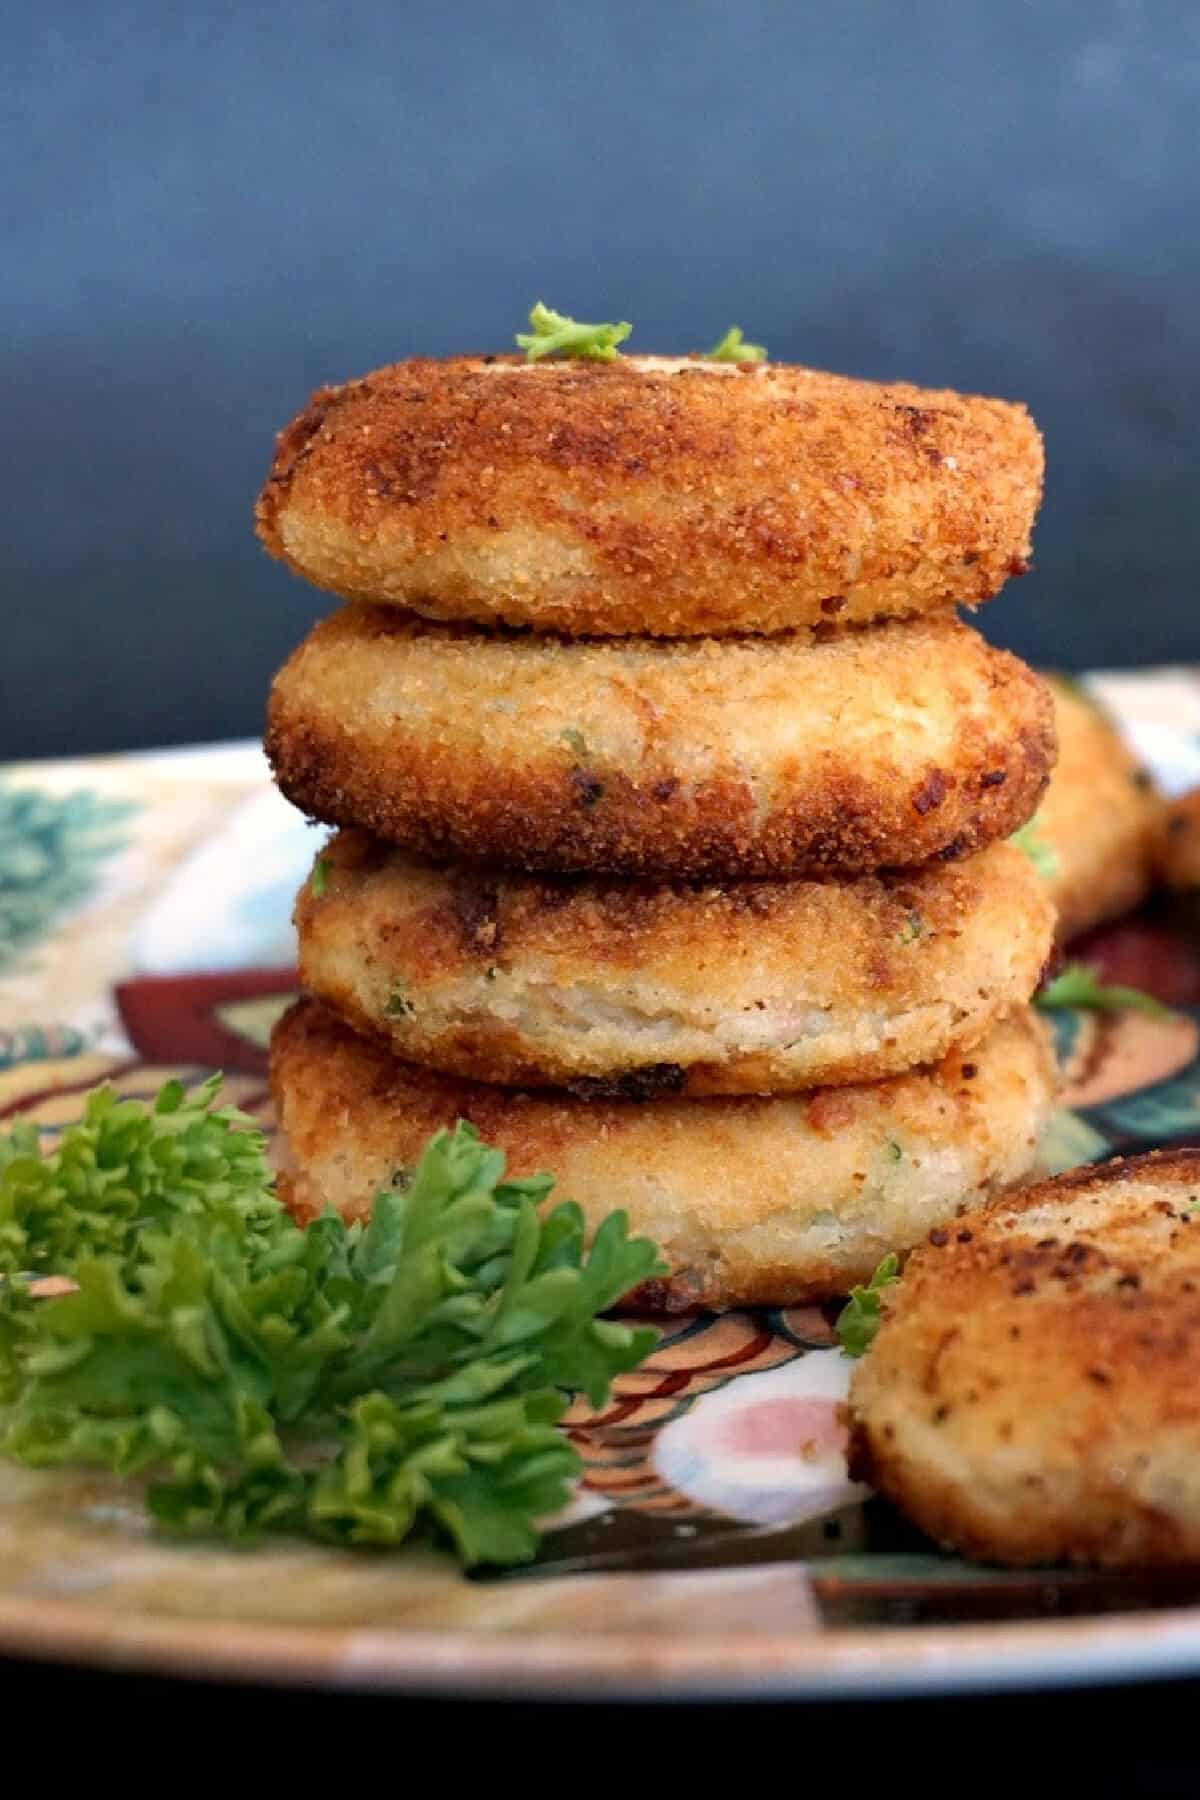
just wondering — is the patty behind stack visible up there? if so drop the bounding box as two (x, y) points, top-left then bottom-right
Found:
(258, 347), (1059, 1310)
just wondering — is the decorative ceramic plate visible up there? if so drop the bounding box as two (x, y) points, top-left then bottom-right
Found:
(6, 673), (1200, 1699)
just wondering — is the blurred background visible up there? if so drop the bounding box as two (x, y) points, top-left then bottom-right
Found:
(6, 0), (1198, 761)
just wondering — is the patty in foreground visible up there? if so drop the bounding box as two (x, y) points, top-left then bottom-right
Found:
(255, 355), (1042, 637)
(270, 999), (1056, 1312)
(850, 1152), (1200, 1567)
(298, 833), (1055, 1094)
(267, 606), (1056, 878)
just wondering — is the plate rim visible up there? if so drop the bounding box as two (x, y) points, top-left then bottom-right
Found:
(2, 1584), (1200, 1699)
(6, 718), (1200, 1697)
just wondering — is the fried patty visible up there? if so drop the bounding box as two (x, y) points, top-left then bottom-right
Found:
(297, 833), (1054, 1095)
(269, 999), (1056, 1312)
(1159, 786), (1200, 892)
(266, 606), (1055, 879)
(1037, 678), (1165, 941)
(255, 355), (1042, 638)
(850, 1151), (1200, 1568)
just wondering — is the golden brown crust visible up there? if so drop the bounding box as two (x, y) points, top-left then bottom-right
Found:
(849, 1150), (1200, 1568)
(296, 833), (1054, 1093)
(1038, 679), (1166, 941)
(266, 605), (1056, 878)
(1159, 786), (1200, 891)
(269, 999), (1057, 1311)
(255, 355), (1042, 638)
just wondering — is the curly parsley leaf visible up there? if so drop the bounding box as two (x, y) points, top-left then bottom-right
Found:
(0, 1085), (663, 1565)
(516, 302), (632, 362)
(1035, 963), (1172, 1019)
(704, 326), (767, 364)
(835, 1253), (899, 1358)
(1010, 816), (1060, 880)
(0, 1075), (276, 1278)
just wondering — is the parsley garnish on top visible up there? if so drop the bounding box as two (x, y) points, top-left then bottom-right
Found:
(835, 1253), (899, 1358)
(0, 1078), (663, 1566)
(1035, 963), (1172, 1019)
(704, 326), (767, 364)
(516, 302), (632, 363)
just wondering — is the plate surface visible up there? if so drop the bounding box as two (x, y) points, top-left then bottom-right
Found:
(5, 689), (1200, 1698)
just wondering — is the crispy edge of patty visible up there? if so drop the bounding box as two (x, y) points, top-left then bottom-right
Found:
(266, 606), (1057, 878)
(1038, 679), (1166, 941)
(255, 355), (1042, 637)
(1159, 785), (1200, 892)
(295, 833), (1055, 1093)
(849, 1150), (1200, 1567)
(268, 999), (1057, 1312)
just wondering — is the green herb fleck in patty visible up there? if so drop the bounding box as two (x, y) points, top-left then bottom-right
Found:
(1010, 817), (1059, 880)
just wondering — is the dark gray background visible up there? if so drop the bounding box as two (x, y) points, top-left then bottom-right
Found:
(6, 0), (1198, 761)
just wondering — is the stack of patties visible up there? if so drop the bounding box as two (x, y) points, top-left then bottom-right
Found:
(257, 337), (1059, 1311)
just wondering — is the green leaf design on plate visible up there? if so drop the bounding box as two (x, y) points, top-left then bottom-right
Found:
(0, 1025), (88, 1071)
(812, 1550), (1051, 1586)
(1087, 1065), (1200, 1143)
(213, 994), (299, 1050)
(0, 784), (137, 975)
(1042, 1007), (1084, 1064)
(1038, 1108), (1109, 1176)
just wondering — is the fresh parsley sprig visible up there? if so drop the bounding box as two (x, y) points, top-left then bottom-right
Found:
(1035, 963), (1172, 1019)
(835, 1254), (899, 1358)
(0, 1080), (663, 1565)
(704, 326), (767, 364)
(516, 302), (632, 362)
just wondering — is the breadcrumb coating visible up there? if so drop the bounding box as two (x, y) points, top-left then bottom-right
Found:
(269, 1000), (1056, 1312)
(1038, 678), (1165, 941)
(256, 355), (1042, 638)
(850, 1151), (1200, 1567)
(266, 606), (1056, 878)
(296, 834), (1054, 1093)
(1159, 785), (1200, 892)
